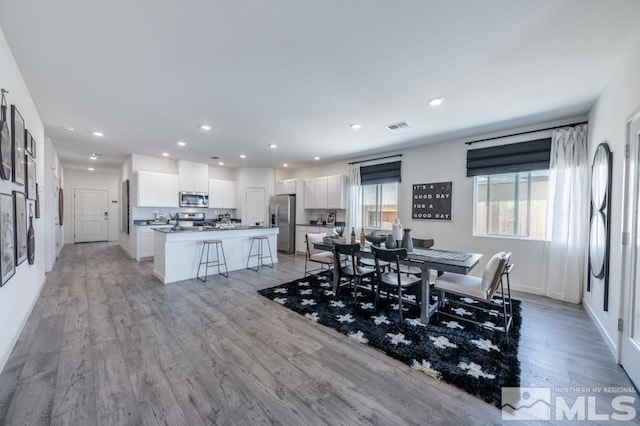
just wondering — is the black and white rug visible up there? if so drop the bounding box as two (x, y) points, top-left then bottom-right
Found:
(258, 272), (521, 408)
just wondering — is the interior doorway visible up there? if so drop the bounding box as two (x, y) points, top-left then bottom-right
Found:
(245, 187), (265, 226)
(621, 111), (640, 389)
(73, 188), (109, 243)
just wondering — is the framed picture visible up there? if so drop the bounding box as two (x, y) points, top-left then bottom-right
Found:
(0, 193), (15, 286)
(0, 92), (10, 180)
(35, 183), (40, 218)
(326, 209), (336, 226)
(13, 191), (27, 265)
(25, 130), (35, 158)
(11, 105), (25, 185)
(411, 181), (453, 220)
(26, 156), (36, 200)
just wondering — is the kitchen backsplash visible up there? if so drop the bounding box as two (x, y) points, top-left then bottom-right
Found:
(132, 207), (237, 221)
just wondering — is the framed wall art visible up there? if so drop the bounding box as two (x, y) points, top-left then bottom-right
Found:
(25, 130), (35, 158)
(0, 89), (11, 180)
(11, 105), (25, 185)
(412, 181), (453, 220)
(35, 183), (40, 219)
(0, 193), (15, 286)
(13, 191), (27, 265)
(26, 156), (36, 200)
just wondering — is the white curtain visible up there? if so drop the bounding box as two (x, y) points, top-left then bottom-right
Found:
(541, 124), (588, 303)
(347, 164), (362, 235)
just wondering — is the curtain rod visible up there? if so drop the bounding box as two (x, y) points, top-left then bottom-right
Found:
(464, 120), (588, 146)
(348, 154), (402, 165)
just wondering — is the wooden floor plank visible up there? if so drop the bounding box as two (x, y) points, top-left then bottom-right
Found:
(0, 241), (637, 425)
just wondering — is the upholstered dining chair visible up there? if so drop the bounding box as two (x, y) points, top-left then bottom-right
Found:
(304, 233), (333, 277)
(371, 246), (422, 322)
(434, 251), (513, 339)
(333, 243), (376, 304)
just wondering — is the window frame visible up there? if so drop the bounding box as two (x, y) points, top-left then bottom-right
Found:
(360, 181), (399, 230)
(473, 170), (549, 241)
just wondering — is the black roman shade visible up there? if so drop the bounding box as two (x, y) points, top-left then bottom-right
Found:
(466, 138), (552, 177)
(360, 161), (402, 185)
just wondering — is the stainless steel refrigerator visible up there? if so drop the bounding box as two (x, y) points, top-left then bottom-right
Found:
(269, 195), (296, 254)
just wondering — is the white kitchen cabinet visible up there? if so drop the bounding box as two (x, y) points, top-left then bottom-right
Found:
(326, 175), (348, 209)
(303, 175), (346, 209)
(134, 224), (173, 260)
(136, 171), (179, 207)
(276, 179), (297, 195)
(178, 160), (209, 192)
(208, 179), (237, 209)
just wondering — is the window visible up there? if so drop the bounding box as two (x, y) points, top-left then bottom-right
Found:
(474, 170), (549, 239)
(361, 182), (398, 229)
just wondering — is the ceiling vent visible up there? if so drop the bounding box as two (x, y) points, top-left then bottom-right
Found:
(386, 121), (411, 132)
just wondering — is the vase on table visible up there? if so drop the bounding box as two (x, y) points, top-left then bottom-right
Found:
(385, 234), (397, 249)
(392, 217), (403, 245)
(401, 228), (413, 252)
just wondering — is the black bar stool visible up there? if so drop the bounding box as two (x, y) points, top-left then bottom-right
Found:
(197, 239), (228, 281)
(247, 235), (273, 271)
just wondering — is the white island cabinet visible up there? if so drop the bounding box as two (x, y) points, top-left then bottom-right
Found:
(152, 227), (278, 284)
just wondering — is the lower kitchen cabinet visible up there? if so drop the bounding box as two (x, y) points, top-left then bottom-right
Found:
(133, 224), (173, 260)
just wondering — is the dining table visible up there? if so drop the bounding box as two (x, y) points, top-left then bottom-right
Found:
(313, 238), (482, 324)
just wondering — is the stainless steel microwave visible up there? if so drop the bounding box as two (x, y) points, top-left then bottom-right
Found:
(179, 191), (209, 208)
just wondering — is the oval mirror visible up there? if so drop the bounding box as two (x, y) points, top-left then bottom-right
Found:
(589, 211), (606, 279)
(591, 143), (610, 210)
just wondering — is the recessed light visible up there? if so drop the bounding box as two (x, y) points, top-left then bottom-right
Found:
(427, 97), (444, 106)
(239, 154), (246, 159)
(89, 155), (97, 160)
(268, 144), (278, 149)
(313, 156), (320, 161)
(218, 161), (224, 166)
(162, 152), (170, 157)
(88, 167), (94, 171)
(177, 141), (187, 146)
(65, 127), (75, 132)
(283, 163), (288, 167)
(350, 123), (362, 130)
(200, 124), (212, 131)
(92, 131), (104, 137)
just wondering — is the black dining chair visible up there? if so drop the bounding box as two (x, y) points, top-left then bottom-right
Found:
(333, 243), (376, 304)
(371, 246), (422, 322)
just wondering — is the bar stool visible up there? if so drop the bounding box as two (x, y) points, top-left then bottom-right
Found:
(247, 235), (273, 271)
(197, 239), (228, 281)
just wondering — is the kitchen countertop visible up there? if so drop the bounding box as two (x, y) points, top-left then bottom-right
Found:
(153, 225), (265, 233)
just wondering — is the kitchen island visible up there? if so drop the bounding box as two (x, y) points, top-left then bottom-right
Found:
(152, 226), (279, 284)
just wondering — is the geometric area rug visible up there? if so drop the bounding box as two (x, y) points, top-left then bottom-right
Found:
(258, 272), (521, 408)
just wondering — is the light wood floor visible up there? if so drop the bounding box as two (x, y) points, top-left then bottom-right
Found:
(0, 242), (637, 425)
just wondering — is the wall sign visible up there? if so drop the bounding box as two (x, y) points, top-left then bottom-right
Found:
(412, 181), (452, 220)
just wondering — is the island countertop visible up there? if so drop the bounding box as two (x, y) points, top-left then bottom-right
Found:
(152, 226), (279, 284)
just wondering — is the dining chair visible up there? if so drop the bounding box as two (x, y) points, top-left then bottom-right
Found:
(333, 243), (376, 304)
(304, 233), (333, 277)
(371, 246), (422, 322)
(434, 251), (513, 339)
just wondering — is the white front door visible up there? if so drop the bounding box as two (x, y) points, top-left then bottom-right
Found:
(622, 112), (640, 389)
(74, 189), (109, 243)
(245, 187), (265, 226)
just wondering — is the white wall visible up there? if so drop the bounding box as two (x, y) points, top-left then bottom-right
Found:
(44, 137), (63, 271)
(584, 35), (640, 357)
(0, 26), (48, 371)
(63, 169), (120, 243)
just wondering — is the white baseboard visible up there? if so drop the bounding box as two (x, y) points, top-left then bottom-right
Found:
(118, 242), (134, 259)
(583, 299), (619, 363)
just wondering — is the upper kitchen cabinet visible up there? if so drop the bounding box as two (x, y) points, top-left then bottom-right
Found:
(304, 175), (347, 209)
(326, 175), (348, 209)
(276, 179), (298, 195)
(178, 160), (209, 193)
(208, 179), (237, 209)
(136, 171), (179, 207)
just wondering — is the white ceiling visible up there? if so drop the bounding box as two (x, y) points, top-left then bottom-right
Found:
(1, 0), (639, 172)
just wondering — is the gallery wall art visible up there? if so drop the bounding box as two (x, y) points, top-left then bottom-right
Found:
(0, 193), (15, 285)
